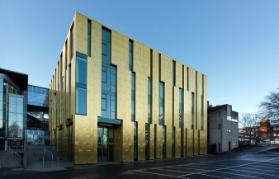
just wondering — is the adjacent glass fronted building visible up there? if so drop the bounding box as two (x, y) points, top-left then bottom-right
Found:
(49, 12), (208, 164)
(0, 68), (27, 152)
(26, 85), (49, 145)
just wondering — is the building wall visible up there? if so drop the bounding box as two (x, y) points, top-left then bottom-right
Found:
(49, 12), (208, 164)
(208, 105), (238, 153)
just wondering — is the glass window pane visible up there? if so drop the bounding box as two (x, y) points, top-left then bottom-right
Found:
(9, 112), (16, 121)
(76, 56), (87, 85)
(0, 79), (3, 92)
(17, 97), (23, 114)
(76, 87), (86, 115)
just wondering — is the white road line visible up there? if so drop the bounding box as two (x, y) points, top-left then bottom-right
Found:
(226, 168), (279, 178)
(153, 168), (189, 174)
(166, 166), (210, 171)
(177, 157), (279, 178)
(134, 169), (177, 178)
(246, 164), (279, 170)
(196, 173), (229, 179)
(238, 165), (279, 173)
(260, 162), (279, 166)
(135, 156), (279, 179)
(216, 170), (263, 179)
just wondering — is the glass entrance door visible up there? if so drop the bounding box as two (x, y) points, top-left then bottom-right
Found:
(98, 127), (113, 162)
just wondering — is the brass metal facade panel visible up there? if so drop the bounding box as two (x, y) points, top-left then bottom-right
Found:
(133, 41), (150, 160)
(111, 30), (133, 162)
(49, 12), (208, 164)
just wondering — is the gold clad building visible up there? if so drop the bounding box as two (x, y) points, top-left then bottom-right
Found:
(49, 12), (208, 164)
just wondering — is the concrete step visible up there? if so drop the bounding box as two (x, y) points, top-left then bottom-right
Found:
(0, 151), (22, 168)
(26, 145), (67, 169)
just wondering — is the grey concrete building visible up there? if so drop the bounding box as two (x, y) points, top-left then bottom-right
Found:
(208, 104), (239, 153)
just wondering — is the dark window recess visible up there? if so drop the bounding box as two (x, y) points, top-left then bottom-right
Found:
(70, 24), (74, 59)
(87, 19), (91, 56)
(191, 92), (194, 129)
(129, 40), (133, 71)
(131, 72), (135, 121)
(173, 60), (176, 86)
(148, 77), (152, 123)
(134, 122), (138, 161)
(159, 82), (165, 125)
(179, 88), (184, 128)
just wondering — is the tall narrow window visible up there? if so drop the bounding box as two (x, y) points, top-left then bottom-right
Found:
(129, 40), (133, 71)
(8, 94), (24, 138)
(162, 125), (166, 159)
(87, 19), (92, 56)
(75, 53), (87, 115)
(101, 28), (116, 120)
(68, 64), (71, 116)
(0, 79), (3, 129)
(150, 49), (153, 77)
(187, 67), (189, 91)
(201, 95), (204, 130)
(179, 88), (184, 157)
(134, 122), (138, 161)
(131, 73), (135, 121)
(172, 127), (175, 158)
(159, 54), (162, 80)
(70, 24), (74, 59)
(179, 88), (184, 128)
(145, 123), (150, 160)
(195, 72), (198, 130)
(191, 92), (195, 129)
(159, 82), (165, 125)
(181, 129), (184, 157)
(65, 40), (68, 64)
(173, 60), (176, 86)
(148, 77), (152, 123)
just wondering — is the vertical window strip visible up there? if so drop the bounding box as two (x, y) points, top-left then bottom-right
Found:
(195, 71), (198, 130)
(148, 77), (151, 123)
(201, 95), (204, 130)
(159, 82), (165, 125)
(65, 40), (68, 68)
(101, 28), (116, 120)
(172, 127), (175, 158)
(173, 60), (176, 86)
(191, 92), (194, 129)
(179, 88), (184, 128)
(131, 72), (135, 121)
(162, 125), (166, 159)
(68, 64), (71, 117)
(75, 52), (87, 115)
(154, 124), (157, 159)
(70, 24), (74, 59)
(129, 40), (133, 71)
(187, 67), (189, 91)
(159, 53), (161, 81)
(134, 121), (138, 161)
(87, 19), (91, 56)
(145, 123), (150, 160)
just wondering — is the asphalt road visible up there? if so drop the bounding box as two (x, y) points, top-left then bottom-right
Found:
(1, 146), (279, 179)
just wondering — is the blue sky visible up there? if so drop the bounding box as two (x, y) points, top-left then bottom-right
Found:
(1, 0), (279, 116)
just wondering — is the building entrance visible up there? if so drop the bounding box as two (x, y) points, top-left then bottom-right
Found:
(98, 127), (113, 162)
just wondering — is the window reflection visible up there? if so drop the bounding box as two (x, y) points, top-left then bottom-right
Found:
(101, 28), (116, 120)
(28, 85), (49, 107)
(8, 94), (23, 138)
(75, 53), (87, 115)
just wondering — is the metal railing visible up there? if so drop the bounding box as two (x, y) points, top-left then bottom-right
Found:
(42, 147), (61, 168)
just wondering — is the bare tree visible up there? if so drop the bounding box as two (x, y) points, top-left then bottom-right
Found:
(239, 113), (261, 144)
(260, 88), (279, 121)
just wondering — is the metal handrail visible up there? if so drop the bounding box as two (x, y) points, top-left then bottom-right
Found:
(42, 148), (54, 168)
